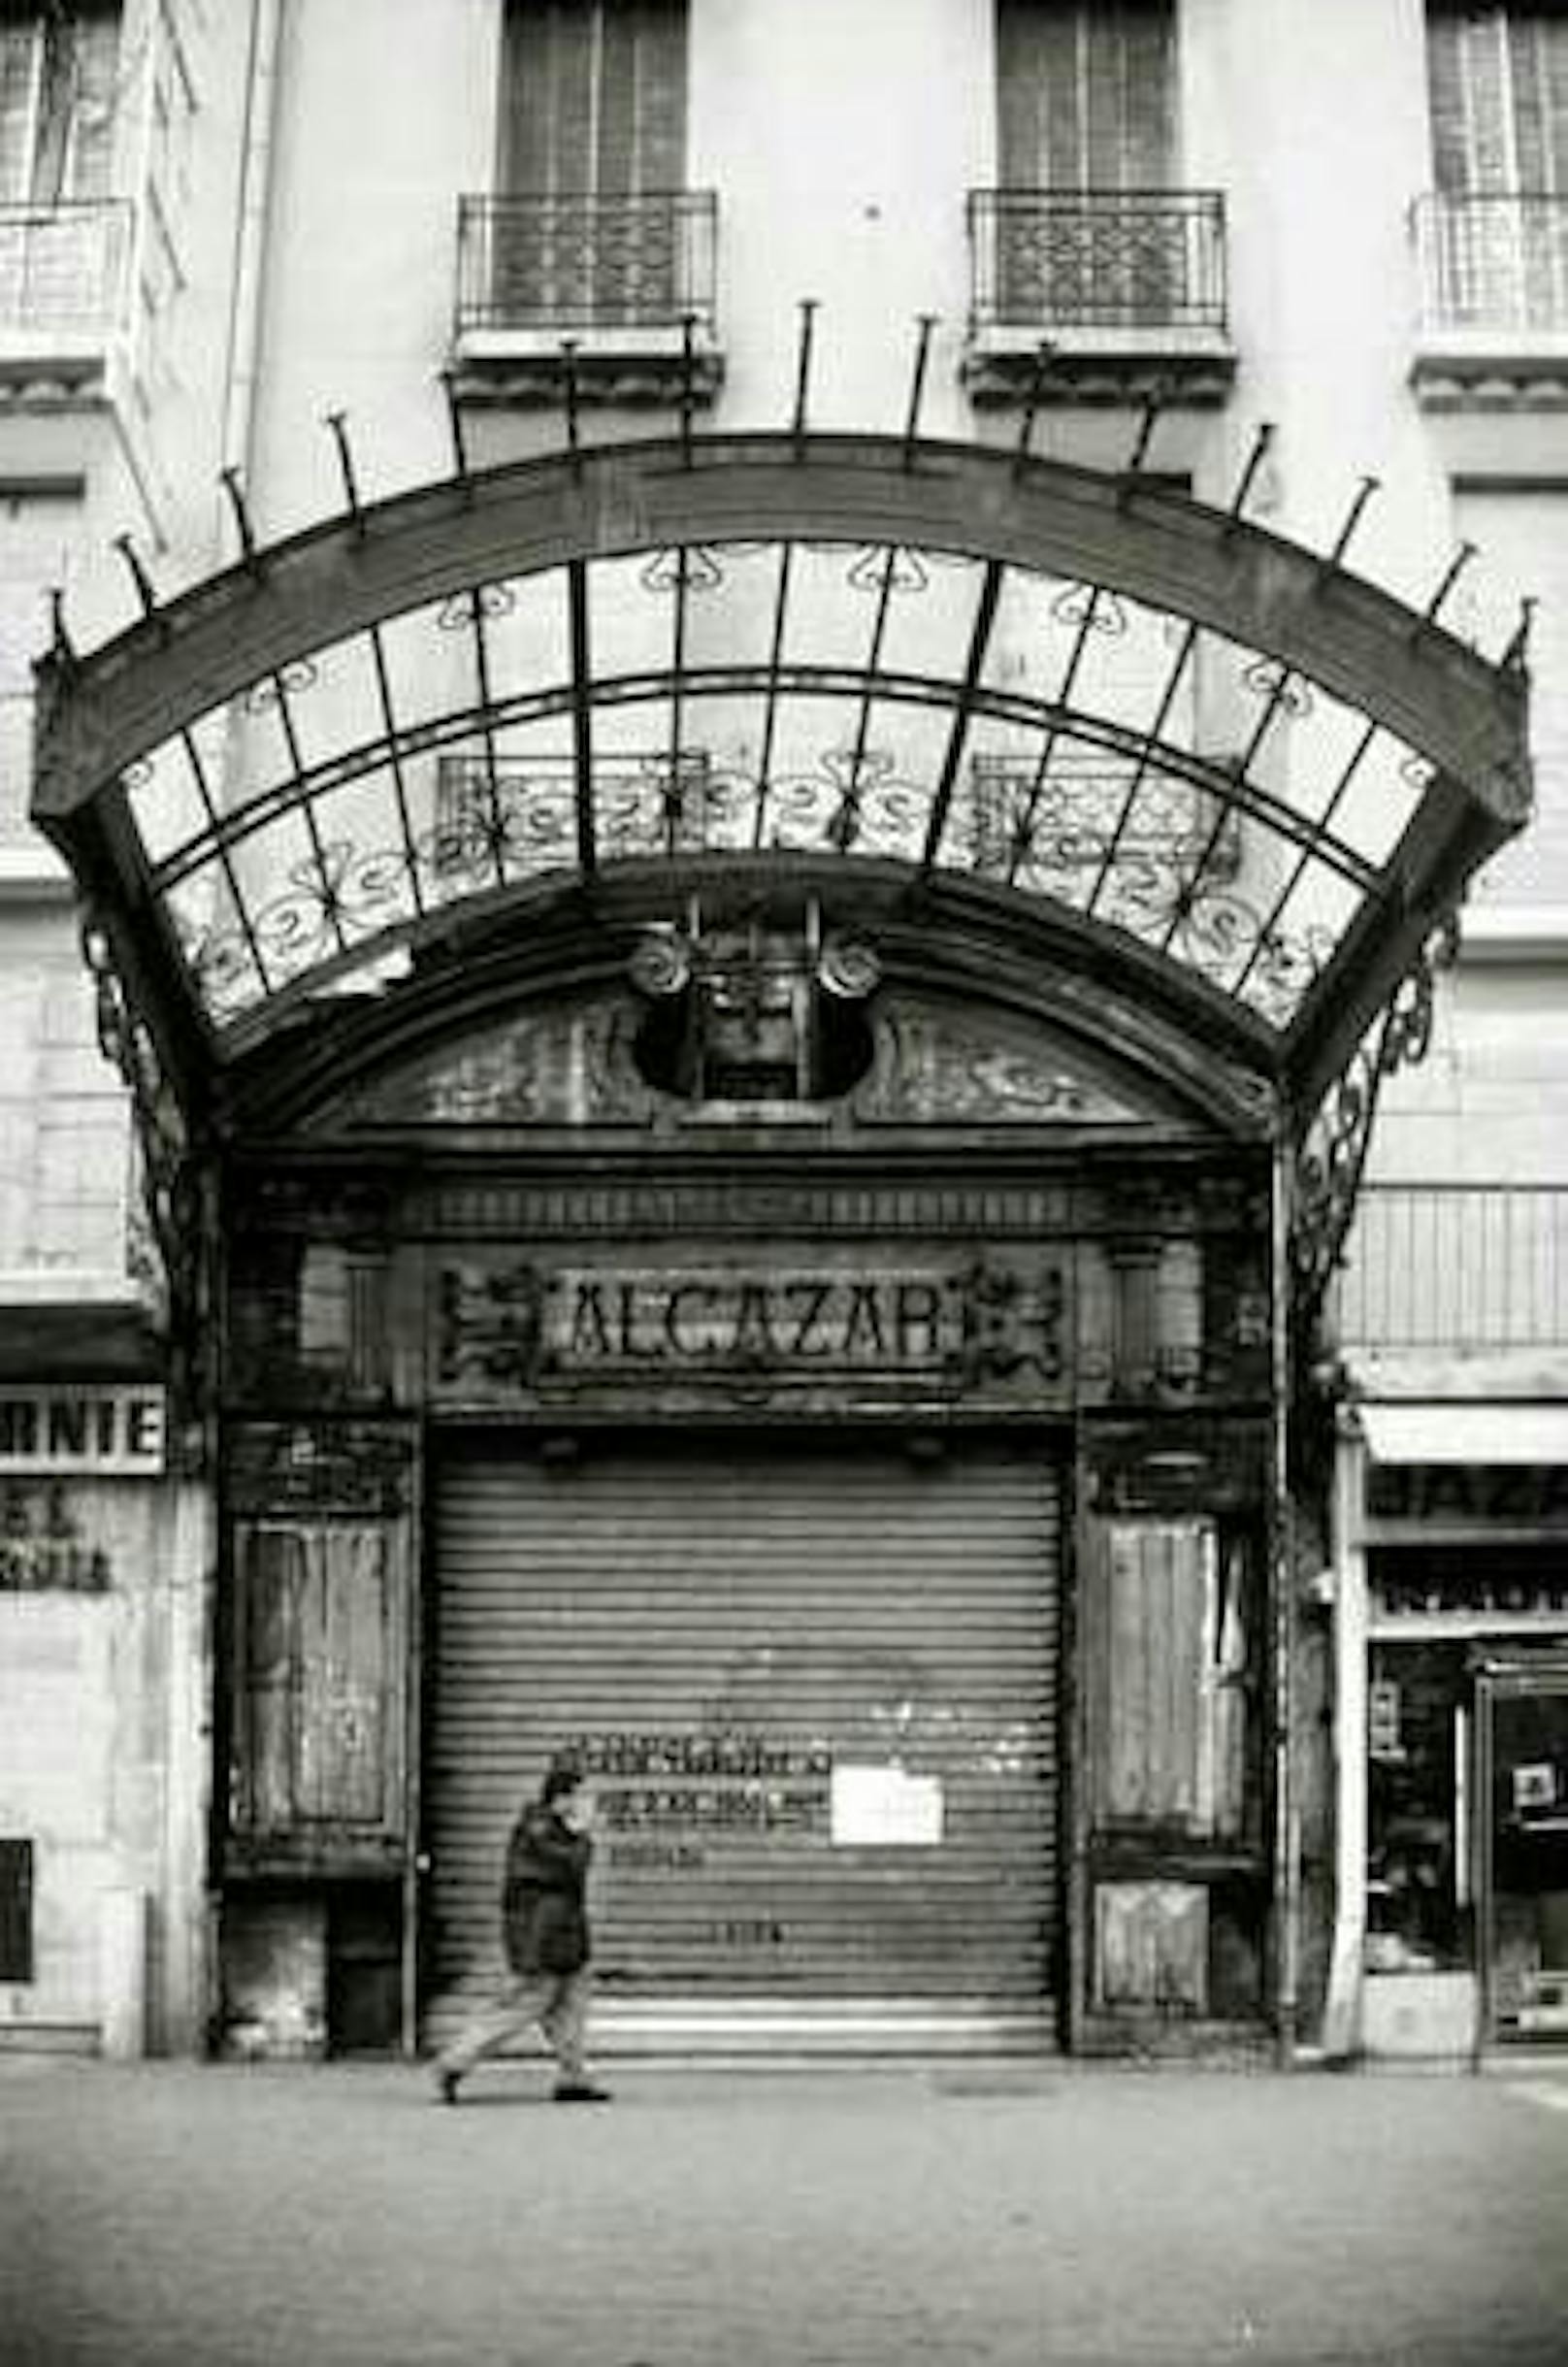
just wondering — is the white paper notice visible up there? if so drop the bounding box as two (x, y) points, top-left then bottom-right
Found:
(830, 1764), (944, 1847)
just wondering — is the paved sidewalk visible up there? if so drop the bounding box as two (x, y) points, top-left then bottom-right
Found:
(2, 2056), (1566, 2366)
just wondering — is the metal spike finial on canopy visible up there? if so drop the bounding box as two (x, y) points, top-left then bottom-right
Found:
(1011, 342), (1055, 480)
(47, 586), (78, 675)
(219, 468), (262, 573)
(1122, 383), (1165, 481)
(323, 411), (364, 534)
(1502, 595), (1537, 674)
(560, 339), (582, 475)
(1317, 475), (1381, 578)
(791, 298), (819, 456)
(1410, 542), (1477, 641)
(440, 368), (473, 490)
(1223, 422), (1275, 538)
(112, 532), (162, 628)
(679, 311), (699, 467)
(900, 314), (937, 469)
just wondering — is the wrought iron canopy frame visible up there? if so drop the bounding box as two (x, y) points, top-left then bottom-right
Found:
(32, 430), (1528, 1142)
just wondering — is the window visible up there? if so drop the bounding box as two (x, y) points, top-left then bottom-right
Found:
(500, 0), (686, 200)
(1425, 4), (1568, 324)
(990, 2), (1207, 331)
(996, 0), (1175, 192)
(488, 0), (688, 326)
(0, 6), (119, 206)
(0, 485), (82, 837)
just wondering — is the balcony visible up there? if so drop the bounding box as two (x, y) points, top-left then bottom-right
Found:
(1333, 1185), (1568, 1392)
(450, 190), (722, 409)
(0, 201), (131, 392)
(1411, 194), (1568, 410)
(963, 190), (1235, 409)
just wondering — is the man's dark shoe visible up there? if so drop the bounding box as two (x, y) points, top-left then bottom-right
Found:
(552, 2080), (611, 2104)
(433, 2068), (461, 2106)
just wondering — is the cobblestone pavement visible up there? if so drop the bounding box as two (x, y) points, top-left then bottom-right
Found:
(2, 2056), (1566, 2367)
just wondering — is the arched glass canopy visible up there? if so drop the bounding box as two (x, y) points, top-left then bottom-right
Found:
(32, 433), (1528, 1127)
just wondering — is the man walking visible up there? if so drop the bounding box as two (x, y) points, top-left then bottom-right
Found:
(433, 1753), (611, 2105)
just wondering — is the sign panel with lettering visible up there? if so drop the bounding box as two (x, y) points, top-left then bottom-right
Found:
(0, 1389), (167, 1476)
(434, 1257), (1070, 1404)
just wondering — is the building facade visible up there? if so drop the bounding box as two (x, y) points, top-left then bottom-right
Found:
(1, 0), (1561, 2070)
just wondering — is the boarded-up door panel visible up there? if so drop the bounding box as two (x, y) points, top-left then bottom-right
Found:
(232, 1521), (406, 1848)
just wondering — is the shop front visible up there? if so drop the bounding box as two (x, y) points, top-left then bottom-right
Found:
(212, 973), (1278, 2060)
(1337, 1416), (1568, 2060)
(29, 423), (1529, 2058)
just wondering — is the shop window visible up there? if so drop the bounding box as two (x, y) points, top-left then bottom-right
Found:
(1481, 1666), (1568, 2038)
(1089, 1519), (1252, 1839)
(0, 1836), (33, 1981)
(1365, 1640), (1470, 1974)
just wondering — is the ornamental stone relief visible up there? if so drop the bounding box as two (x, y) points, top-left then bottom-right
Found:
(326, 985), (1180, 1134)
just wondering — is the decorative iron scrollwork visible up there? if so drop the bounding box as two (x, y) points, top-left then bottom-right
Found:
(1291, 914), (1458, 1323)
(82, 915), (213, 1414)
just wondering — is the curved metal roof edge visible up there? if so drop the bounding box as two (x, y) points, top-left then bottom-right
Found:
(32, 431), (1529, 825)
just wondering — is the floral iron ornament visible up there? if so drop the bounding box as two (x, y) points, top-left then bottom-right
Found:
(1290, 913), (1457, 1325)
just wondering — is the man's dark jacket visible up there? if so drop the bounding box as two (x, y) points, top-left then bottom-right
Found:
(502, 1799), (592, 1977)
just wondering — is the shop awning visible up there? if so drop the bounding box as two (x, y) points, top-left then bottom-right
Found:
(1359, 1401), (1568, 1464)
(28, 416), (1529, 1291)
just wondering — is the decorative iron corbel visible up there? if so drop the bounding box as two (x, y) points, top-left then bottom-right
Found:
(82, 918), (215, 1419)
(1290, 911), (1458, 1324)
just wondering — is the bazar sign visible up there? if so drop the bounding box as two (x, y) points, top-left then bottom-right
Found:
(437, 1260), (1067, 1390)
(0, 1388), (167, 1475)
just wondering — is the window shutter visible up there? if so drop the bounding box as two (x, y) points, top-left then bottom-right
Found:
(997, 2), (1174, 189)
(502, 1), (685, 197)
(1428, 6), (1568, 194)
(65, 11), (119, 202)
(0, 23), (41, 206)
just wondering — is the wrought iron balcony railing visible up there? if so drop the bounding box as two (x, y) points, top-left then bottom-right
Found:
(0, 201), (131, 344)
(1335, 1185), (1568, 1355)
(1413, 192), (1568, 335)
(967, 189), (1227, 335)
(455, 191), (718, 336)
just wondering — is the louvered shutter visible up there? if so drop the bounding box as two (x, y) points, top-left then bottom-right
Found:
(0, 23), (40, 205)
(1428, 6), (1568, 318)
(997, 1), (1175, 188)
(427, 1436), (1062, 2057)
(498, 2), (686, 320)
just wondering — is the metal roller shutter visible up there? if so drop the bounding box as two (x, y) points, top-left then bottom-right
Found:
(426, 1434), (1062, 2058)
